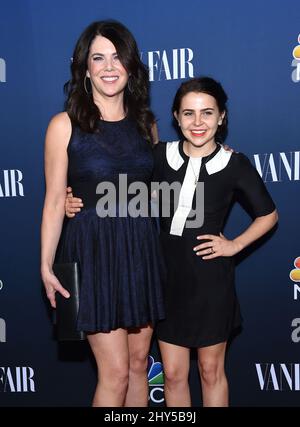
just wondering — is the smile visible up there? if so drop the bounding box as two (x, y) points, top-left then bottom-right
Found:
(190, 130), (207, 137)
(101, 76), (119, 82)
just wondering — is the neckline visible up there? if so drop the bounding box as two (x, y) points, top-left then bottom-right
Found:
(99, 116), (128, 124)
(178, 140), (221, 162)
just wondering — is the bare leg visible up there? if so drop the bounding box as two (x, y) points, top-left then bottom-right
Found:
(197, 341), (228, 407)
(87, 328), (129, 407)
(124, 324), (153, 407)
(158, 340), (191, 407)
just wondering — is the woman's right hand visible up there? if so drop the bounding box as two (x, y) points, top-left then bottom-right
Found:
(42, 269), (70, 308)
(65, 186), (83, 218)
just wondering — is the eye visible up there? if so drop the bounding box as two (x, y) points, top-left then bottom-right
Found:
(183, 111), (193, 116)
(202, 111), (213, 116)
(92, 55), (104, 61)
(113, 54), (120, 61)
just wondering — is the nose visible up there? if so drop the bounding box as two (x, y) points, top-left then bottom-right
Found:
(105, 57), (114, 71)
(193, 112), (203, 126)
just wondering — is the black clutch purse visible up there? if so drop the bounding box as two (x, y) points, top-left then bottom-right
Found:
(52, 262), (86, 341)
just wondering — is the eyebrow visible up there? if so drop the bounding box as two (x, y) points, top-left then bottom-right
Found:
(182, 107), (215, 112)
(90, 52), (117, 56)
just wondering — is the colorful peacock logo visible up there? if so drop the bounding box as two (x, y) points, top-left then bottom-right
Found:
(292, 34), (300, 60)
(289, 257), (300, 282)
(147, 355), (164, 385)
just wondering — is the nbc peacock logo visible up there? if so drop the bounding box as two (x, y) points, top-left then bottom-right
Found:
(289, 257), (300, 300)
(292, 35), (300, 60)
(147, 355), (165, 403)
(291, 34), (300, 83)
(290, 257), (300, 282)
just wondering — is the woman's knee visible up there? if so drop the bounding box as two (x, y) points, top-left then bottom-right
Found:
(198, 359), (223, 386)
(129, 349), (148, 375)
(101, 360), (129, 390)
(163, 363), (188, 387)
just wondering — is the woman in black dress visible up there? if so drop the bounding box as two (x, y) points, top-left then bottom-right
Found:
(153, 77), (278, 406)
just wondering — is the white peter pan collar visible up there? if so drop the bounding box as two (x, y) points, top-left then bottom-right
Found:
(167, 142), (232, 236)
(166, 141), (232, 175)
(205, 145), (232, 174)
(166, 141), (184, 171)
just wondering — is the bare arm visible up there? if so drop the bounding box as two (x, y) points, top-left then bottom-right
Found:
(228, 210), (278, 252)
(41, 112), (72, 307)
(194, 210), (278, 259)
(151, 121), (159, 144)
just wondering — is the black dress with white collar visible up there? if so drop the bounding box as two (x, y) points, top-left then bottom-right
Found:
(153, 140), (275, 348)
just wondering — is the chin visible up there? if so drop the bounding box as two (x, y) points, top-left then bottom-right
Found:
(102, 89), (123, 97)
(190, 139), (208, 147)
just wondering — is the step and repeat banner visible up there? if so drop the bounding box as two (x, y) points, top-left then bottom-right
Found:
(0, 0), (299, 406)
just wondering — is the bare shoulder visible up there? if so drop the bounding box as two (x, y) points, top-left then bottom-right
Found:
(45, 112), (72, 150)
(47, 112), (71, 134)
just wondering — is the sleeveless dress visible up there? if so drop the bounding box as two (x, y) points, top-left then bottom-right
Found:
(153, 141), (275, 348)
(56, 118), (165, 333)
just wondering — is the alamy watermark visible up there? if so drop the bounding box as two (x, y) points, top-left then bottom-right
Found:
(94, 174), (204, 229)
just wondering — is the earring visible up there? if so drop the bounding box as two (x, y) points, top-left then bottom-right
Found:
(218, 120), (222, 126)
(84, 76), (92, 95)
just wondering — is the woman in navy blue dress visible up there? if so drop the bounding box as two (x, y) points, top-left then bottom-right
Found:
(41, 21), (164, 407)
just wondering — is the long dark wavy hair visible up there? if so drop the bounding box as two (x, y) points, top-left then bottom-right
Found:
(172, 77), (228, 142)
(64, 20), (155, 142)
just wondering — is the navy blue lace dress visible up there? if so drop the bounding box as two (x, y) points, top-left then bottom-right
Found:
(56, 117), (165, 333)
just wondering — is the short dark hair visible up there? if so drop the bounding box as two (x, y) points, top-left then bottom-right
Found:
(64, 20), (154, 141)
(172, 77), (228, 142)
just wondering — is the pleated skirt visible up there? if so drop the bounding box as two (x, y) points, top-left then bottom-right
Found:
(56, 209), (165, 333)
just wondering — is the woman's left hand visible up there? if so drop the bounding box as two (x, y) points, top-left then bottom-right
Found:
(193, 233), (241, 259)
(223, 144), (236, 153)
